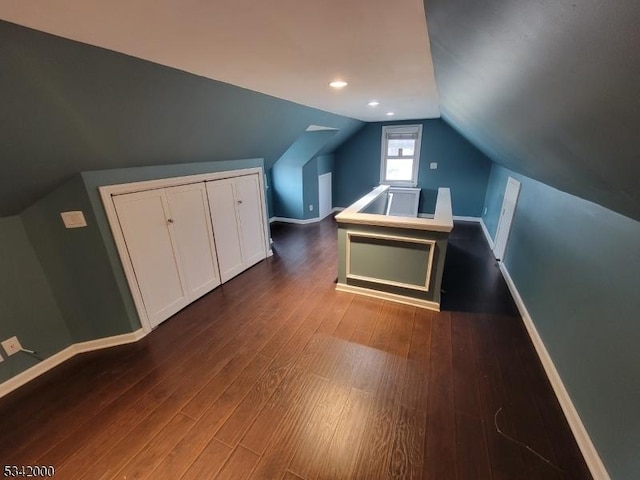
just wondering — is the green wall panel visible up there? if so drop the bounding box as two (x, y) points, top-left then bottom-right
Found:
(0, 216), (72, 382)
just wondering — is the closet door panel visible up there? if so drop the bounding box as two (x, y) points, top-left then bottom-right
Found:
(235, 175), (267, 267)
(166, 183), (221, 301)
(113, 190), (189, 328)
(206, 179), (245, 283)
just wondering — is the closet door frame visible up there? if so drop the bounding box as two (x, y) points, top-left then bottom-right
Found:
(100, 167), (271, 334)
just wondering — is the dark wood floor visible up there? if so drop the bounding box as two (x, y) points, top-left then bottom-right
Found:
(0, 218), (591, 479)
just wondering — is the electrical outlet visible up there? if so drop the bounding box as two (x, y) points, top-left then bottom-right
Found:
(2, 336), (22, 356)
(430, 162), (438, 170)
(309, 204), (314, 211)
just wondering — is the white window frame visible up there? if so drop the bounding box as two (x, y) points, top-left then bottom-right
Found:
(380, 124), (423, 187)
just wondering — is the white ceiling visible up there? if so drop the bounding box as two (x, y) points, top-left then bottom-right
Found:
(0, 0), (440, 122)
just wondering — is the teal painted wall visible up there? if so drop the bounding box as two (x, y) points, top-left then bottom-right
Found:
(82, 159), (265, 330)
(272, 131), (337, 219)
(317, 154), (334, 176)
(483, 164), (640, 480)
(0, 216), (72, 382)
(0, 20), (362, 217)
(22, 175), (138, 342)
(265, 169), (275, 219)
(272, 165), (303, 219)
(333, 119), (492, 216)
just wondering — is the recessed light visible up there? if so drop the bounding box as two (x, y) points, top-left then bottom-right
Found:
(329, 80), (348, 89)
(368, 101), (380, 107)
(386, 112), (395, 116)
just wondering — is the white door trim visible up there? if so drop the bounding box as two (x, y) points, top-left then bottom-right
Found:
(493, 176), (521, 260)
(318, 172), (332, 220)
(99, 167), (270, 334)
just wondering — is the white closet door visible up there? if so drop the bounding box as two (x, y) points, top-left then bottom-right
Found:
(234, 174), (267, 268)
(166, 183), (221, 301)
(113, 190), (189, 328)
(206, 179), (245, 283)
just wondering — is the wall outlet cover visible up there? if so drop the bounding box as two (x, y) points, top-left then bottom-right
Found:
(430, 162), (438, 170)
(309, 204), (314, 211)
(2, 336), (22, 356)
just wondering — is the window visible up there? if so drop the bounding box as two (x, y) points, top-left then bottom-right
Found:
(380, 124), (422, 186)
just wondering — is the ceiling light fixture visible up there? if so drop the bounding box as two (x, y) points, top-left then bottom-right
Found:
(329, 80), (348, 89)
(368, 101), (380, 107)
(386, 112), (395, 116)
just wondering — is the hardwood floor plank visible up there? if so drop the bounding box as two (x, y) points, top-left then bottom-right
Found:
(353, 302), (414, 479)
(455, 411), (492, 480)
(471, 314), (528, 480)
(54, 393), (161, 480)
(452, 312), (482, 418)
(287, 381), (351, 479)
(489, 314), (563, 479)
(216, 446), (260, 480)
(452, 312), (492, 480)
(424, 312), (456, 480)
(281, 472), (306, 480)
(214, 288), (336, 448)
(82, 391), (193, 479)
(316, 387), (373, 480)
(37, 379), (160, 467)
(248, 374), (328, 479)
(388, 405), (427, 480)
(239, 367), (320, 455)
(400, 308), (432, 411)
(178, 439), (232, 480)
(111, 412), (194, 480)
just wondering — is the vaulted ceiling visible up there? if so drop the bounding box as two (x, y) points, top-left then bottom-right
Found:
(0, 0), (440, 122)
(424, 0), (640, 222)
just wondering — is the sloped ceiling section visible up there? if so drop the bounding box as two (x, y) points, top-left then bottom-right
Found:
(424, 0), (640, 221)
(0, 21), (363, 217)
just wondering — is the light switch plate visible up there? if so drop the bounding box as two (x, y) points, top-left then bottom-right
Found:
(61, 211), (87, 229)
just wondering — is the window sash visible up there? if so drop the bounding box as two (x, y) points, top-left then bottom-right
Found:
(380, 124), (422, 186)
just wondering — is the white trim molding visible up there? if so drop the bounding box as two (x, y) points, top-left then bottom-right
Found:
(269, 216), (321, 225)
(0, 329), (146, 399)
(499, 264), (610, 480)
(336, 283), (440, 311)
(480, 218), (495, 250)
(419, 215), (482, 222)
(452, 215), (481, 222)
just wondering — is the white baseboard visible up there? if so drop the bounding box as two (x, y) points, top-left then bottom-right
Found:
(73, 328), (146, 354)
(418, 214), (481, 222)
(336, 283), (440, 312)
(270, 216), (319, 225)
(270, 209), (338, 225)
(0, 328), (146, 399)
(453, 215), (481, 222)
(479, 218), (495, 250)
(498, 264), (610, 480)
